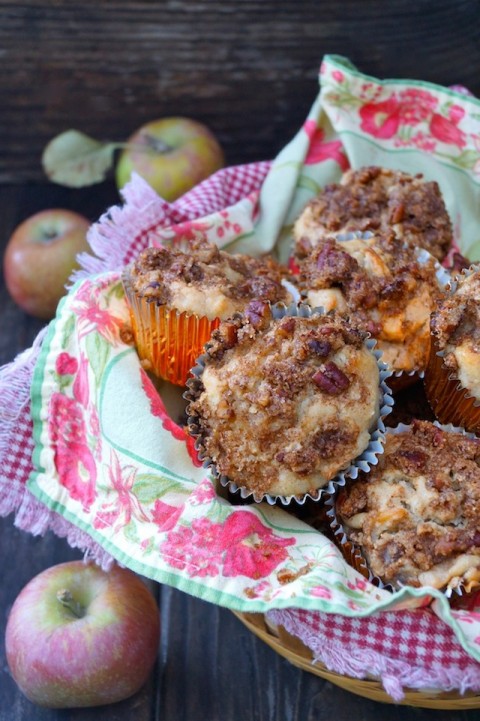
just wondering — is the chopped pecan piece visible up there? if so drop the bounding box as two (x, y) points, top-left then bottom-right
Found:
(312, 361), (351, 394)
(245, 300), (270, 329)
(307, 339), (331, 357)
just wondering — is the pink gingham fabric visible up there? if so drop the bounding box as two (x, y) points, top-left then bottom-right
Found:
(268, 605), (480, 700)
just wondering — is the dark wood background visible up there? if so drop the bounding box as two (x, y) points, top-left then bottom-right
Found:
(1, 0), (480, 183)
(2, 2), (480, 719)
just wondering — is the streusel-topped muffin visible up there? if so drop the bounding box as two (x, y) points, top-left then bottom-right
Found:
(335, 420), (480, 592)
(123, 237), (294, 385)
(425, 265), (480, 432)
(128, 239), (292, 320)
(186, 302), (388, 499)
(293, 166), (453, 261)
(297, 231), (444, 377)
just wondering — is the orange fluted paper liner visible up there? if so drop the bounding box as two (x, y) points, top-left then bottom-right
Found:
(122, 270), (220, 386)
(424, 336), (480, 434)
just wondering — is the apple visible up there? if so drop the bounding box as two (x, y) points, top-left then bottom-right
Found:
(3, 209), (91, 320)
(115, 116), (225, 200)
(5, 561), (160, 708)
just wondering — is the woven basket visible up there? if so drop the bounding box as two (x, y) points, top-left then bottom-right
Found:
(233, 612), (480, 709)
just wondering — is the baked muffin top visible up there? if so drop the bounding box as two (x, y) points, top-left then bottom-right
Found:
(128, 239), (292, 321)
(186, 304), (382, 498)
(293, 166), (453, 262)
(336, 419), (480, 592)
(430, 268), (480, 400)
(297, 232), (443, 374)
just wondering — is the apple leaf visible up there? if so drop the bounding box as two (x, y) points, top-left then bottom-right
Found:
(42, 130), (118, 187)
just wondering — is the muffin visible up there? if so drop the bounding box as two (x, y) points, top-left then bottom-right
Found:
(334, 420), (480, 593)
(185, 302), (391, 502)
(293, 166), (453, 262)
(123, 237), (294, 386)
(425, 265), (480, 433)
(297, 230), (446, 383)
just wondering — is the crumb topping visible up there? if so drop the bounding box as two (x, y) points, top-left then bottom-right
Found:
(293, 166), (453, 261)
(430, 269), (480, 397)
(336, 419), (480, 590)
(298, 232), (442, 373)
(187, 307), (381, 497)
(128, 239), (292, 320)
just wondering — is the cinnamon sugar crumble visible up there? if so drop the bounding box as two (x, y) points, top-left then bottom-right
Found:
(127, 238), (292, 320)
(430, 269), (480, 380)
(337, 420), (480, 591)
(293, 166), (452, 261)
(297, 231), (442, 373)
(186, 307), (381, 498)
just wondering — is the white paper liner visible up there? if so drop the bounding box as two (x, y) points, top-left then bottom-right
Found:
(185, 302), (394, 506)
(326, 420), (480, 598)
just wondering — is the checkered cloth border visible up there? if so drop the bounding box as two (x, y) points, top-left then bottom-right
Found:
(120, 161), (271, 268)
(279, 607), (476, 669)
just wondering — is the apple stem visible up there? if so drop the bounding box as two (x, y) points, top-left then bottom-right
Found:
(145, 135), (173, 154)
(114, 138), (173, 156)
(56, 589), (85, 619)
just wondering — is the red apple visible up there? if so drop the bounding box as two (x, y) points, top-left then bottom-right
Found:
(115, 116), (225, 200)
(3, 208), (91, 320)
(5, 561), (160, 708)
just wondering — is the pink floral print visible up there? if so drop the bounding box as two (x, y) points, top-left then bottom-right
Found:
(159, 510), (295, 580)
(359, 97), (402, 139)
(303, 120), (349, 170)
(72, 279), (124, 343)
(152, 499), (184, 532)
(55, 352), (78, 376)
(152, 219), (213, 246)
(310, 585), (333, 600)
(140, 369), (201, 467)
(48, 392), (97, 510)
(221, 513), (295, 580)
(72, 352), (90, 407)
(190, 478), (217, 505)
(93, 450), (149, 531)
(325, 65), (477, 166)
(430, 111), (466, 147)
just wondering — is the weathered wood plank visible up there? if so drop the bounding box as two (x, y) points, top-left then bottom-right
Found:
(0, 1), (479, 182)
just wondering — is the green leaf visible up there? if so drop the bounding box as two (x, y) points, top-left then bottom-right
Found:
(132, 473), (184, 504)
(297, 174), (321, 194)
(454, 149), (480, 169)
(60, 312), (76, 348)
(85, 332), (111, 386)
(42, 130), (118, 187)
(123, 520), (141, 544)
(106, 280), (125, 302)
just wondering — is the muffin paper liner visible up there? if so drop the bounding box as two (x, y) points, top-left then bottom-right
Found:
(122, 267), (220, 386)
(185, 302), (394, 506)
(326, 421), (480, 598)
(424, 263), (480, 433)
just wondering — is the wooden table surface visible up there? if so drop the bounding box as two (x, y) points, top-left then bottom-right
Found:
(2, 2), (480, 718)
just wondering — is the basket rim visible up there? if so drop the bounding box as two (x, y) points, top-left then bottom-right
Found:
(233, 611), (480, 710)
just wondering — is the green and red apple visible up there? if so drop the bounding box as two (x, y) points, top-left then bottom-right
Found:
(116, 117), (225, 200)
(3, 208), (91, 320)
(5, 561), (160, 708)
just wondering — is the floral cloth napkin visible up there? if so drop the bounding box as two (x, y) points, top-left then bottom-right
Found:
(3, 55), (480, 700)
